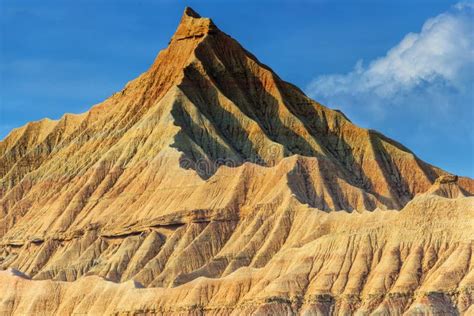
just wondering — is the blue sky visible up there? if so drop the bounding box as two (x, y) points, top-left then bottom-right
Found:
(1, 0), (473, 177)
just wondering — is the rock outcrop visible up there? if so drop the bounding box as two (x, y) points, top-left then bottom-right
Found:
(0, 7), (473, 315)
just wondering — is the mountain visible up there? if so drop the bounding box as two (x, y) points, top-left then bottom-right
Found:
(1, 7), (473, 315)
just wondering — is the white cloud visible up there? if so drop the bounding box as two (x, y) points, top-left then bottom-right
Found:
(307, 1), (474, 110)
(305, 2), (474, 177)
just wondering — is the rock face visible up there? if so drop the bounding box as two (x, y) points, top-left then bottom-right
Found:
(0, 7), (473, 315)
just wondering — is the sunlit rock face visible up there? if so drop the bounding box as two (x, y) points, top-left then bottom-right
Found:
(1, 7), (473, 316)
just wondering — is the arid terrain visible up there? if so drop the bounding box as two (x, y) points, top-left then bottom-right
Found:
(1, 7), (473, 315)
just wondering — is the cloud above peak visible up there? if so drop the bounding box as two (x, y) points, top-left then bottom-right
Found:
(306, 1), (474, 176)
(307, 2), (474, 108)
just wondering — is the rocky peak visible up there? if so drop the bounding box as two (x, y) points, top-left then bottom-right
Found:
(171, 7), (219, 42)
(434, 174), (458, 184)
(1, 7), (474, 315)
(183, 6), (201, 18)
(424, 174), (469, 198)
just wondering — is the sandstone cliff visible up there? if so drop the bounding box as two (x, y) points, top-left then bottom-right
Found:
(0, 7), (473, 316)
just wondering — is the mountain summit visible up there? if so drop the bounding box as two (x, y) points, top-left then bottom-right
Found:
(172, 7), (219, 41)
(1, 7), (473, 315)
